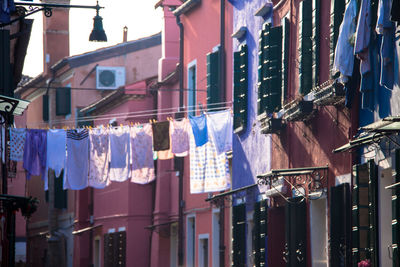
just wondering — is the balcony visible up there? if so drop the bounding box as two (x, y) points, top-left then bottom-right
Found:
(283, 99), (315, 122)
(313, 80), (345, 106)
(259, 113), (285, 134)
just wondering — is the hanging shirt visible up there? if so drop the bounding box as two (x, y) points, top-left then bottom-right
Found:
(109, 126), (131, 182)
(376, 0), (393, 34)
(206, 110), (233, 154)
(333, 0), (357, 79)
(170, 118), (190, 157)
(354, 0), (371, 75)
(130, 124), (155, 184)
(23, 129), (47, 180)
(152, 121), (170, 151)
(64, 129), (89, 190)
(88, 127), (110, 188)
(189, 114), (208, 147)
(44, 129), (66, 190)
(189, 130), (230, 194)
(9, 128), (26, 162)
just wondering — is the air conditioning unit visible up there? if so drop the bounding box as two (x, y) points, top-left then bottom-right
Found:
(96, 66), (126, 90)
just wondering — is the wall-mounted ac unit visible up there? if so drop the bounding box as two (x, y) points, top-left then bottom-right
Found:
(96, 66), (126, 90)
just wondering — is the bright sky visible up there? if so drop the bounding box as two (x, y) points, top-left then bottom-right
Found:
(22, 0), (163, 77)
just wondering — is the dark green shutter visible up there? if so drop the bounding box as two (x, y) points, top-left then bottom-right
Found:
(299, 0), (313, 95)
(115, 231), (126, 267)
(45, 171), (67, 209)
(330, 0), (346, 72)
(232, 203), (246, 267)
(282, 18), (290, 105)
(104, 233), (114, 267)
(312, 0), (320, 87)
(392, 150), (400, 267)
(351, 161), (378, 267)
(253, 200), (267, 267)
(0, 29), (12, 97)
(257, 23), (270, 116)
(233, 44), (248, 134)
(43, 94), (49, 122)
(207, 49), (220, 108)
(56, 87), (71, 116)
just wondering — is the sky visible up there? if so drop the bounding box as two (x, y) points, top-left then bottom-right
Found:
(22, 0), (163, 77)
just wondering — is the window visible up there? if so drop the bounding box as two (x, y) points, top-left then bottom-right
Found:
(233, 44), (248, 134)
(253, 200), (267, 267)
(311, 0), (321, 87)
(104, 231), (126, 267)
(281, 16), (290, 104)
(188, 61), (197, 116)
(232, 203), (246, 266)
(94, 237), (101, 267)
(45, 170), (67, 209)
(206, 48), (221, 108)
(43, 94), (49, 122)
(212, 209), (220, 267)
(298, 0), (313, 95)
(198, 234), (209, 267)
(56, 87), (71, 116)
(187, 215), (196, 267)
(257, 23), (283, 116)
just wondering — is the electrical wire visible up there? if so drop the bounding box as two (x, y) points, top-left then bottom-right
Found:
(22, 86), (208, 92)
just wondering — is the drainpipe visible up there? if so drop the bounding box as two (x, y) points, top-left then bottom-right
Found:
(219, 1), (226, 266)
(176, 14), (185, 267)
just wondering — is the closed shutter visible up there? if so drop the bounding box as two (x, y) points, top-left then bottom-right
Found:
(0, 29), (12, 97)
(330, 0), (346, 72)
(232, 203), (246, 267)
(257, 26), (266, 116)
(56, 87), (71, 116)
(115, 231), (126, 267)
(282, 17), (290, 105)
(54, 170), (67, 209)
(285, 197), (307, 267)
(351, 161), (378, 266)
(392, 150), (400, 267)
(233, 44), (248, 134)
(253, 200), (267, 267)
(311, 0), (320, 87)
(330, 183), (352, 267)
(104, 233), (115, 267)
(207, 49), (220, 108)
(299, 0), (313, 95)
(43, 94), (49, 122)
(265, 26), (282, 113)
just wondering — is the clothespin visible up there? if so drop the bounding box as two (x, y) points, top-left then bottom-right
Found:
(130, 122), (133, 126)
(120, 123), (124, 128)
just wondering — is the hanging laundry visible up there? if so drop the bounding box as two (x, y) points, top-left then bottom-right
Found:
(130, 124), (155, 184)
(157, 146), (174, 160)
(333, 0), (358, 81)
(0, 0), (15, 23)
(23, 129), (47, 180)
(376, 0), (393, 34)
(354, 0), (371, 75)
(189, 114), (208, 147)
(88, 127), (110, 188)
(206, 110), (233, 154)
(189, 130), (230, 194)
(109, 126), (131, 182)
(170, 118), (190, 157)
(44, 129), (66, 190)
(64, 129), (89, 190)
(152, 121), (170, 151)
(9, 128), (26, 162)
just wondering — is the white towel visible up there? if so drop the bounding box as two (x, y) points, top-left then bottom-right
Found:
(89, 127), (110, 188)
(44, 129), (66, 190)
(64, 129), (89, 190)
(109, 126), (131, 182)
(206, 110), (233, 154)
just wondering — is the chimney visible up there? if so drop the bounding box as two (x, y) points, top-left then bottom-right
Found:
(43, 0), (70, 75)
(123, 26), (128, 42)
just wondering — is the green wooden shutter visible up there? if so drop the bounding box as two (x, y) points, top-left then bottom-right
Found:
(232, 203), (246, 267)
(282, 18), (290, 106)
(104, 233), (114, 267)
(43, 94), (49, 122)
(253, 200), (267, 267)
(56, 87), (71, 116)
(299, 0), (313, 95)
(233, 44), (248, 134)
(312, 0), (320, 87)
(207, 49), (221, 108)
(116, 231), (126, 267)
(330, 0), (346, 72)
(0, 29), (12, 97)
(351, 161), (378, 267)
(257, 23), (270, 116)
(392, 150), (400, 267)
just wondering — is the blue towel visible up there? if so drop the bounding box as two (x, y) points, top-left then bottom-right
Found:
(189, 114), (208, 147)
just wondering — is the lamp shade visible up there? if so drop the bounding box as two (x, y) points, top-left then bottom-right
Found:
(89, 14), (107, 42)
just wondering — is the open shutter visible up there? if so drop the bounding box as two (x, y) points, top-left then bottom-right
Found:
(351, 161), (379, 266)
(116, 231), (126, 267)
(257, 23), (270, 116)
(207, 49), (221, 108)
(299, 0), (313, 95)
(282, 17), (290, 105)
(392, 150), (400, 267)
(56, 87), (71, 116)
(43, 94), (49, 122)
(266, 26), (282, 113)
(311, 0), (320, 87)
(233, 44), (248, 134)
(330, 183), (352, 267)
(232, 203), (246, 267)
(253, 200), (267, 267)
(104, 233), (115, 267)
(330, 0), (346, 72)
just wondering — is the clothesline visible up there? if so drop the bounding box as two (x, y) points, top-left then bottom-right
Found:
(24, 101), (233, 128)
